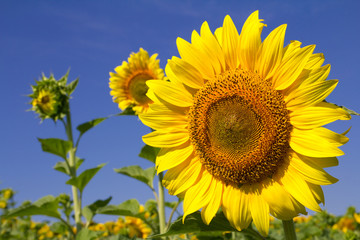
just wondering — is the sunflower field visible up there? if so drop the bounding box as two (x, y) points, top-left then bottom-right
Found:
(1, 6), (360, 240)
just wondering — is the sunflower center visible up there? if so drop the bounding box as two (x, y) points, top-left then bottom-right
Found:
(188, 68), (291, 186)
(41, 95), (50, 104)
(128, 73), (153, 105)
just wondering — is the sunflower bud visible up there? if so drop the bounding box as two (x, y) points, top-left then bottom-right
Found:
(28, 71), (78, 121)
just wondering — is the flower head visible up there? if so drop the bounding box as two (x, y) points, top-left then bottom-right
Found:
(29, 72), (78, 121)
(125, 216), (152, 239)
(109, 48), (165, 114)
(140, 11), (350, 236)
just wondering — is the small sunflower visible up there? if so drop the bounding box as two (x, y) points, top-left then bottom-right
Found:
(140, 11), (350, 236)
(109, 48), (165, 114)
(32, 89), (57, 115)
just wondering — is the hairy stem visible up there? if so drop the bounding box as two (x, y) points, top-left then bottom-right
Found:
(65, 109), (82, 233)
(157, 172), (166, 234)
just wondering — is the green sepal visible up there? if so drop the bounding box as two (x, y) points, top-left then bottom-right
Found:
(38, 138), (72, 160)
(117, 105), (136, 116)
(53, 157), (84, 175)
(66, 78), (79, 95)
(138, 145), (160, 163)
(82, 196), (112, 223)
(96, 199), (140, 217)
(340, 105), (360, 116)
(66, 163), (106, 193)
(5, 195), (61, 219)
(114, 165), (156, 189)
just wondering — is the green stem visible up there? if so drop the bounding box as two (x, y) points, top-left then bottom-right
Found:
(157, 172), (166, 234)
(65, 109), (82, 233)
(282, 219), (297, 240)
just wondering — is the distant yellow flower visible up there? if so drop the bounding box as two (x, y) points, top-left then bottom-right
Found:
(125, 216), (151, 239)
(3, 189), (14, 200)
(140, 11), (350, 236)
(332, 217), (355, 232)
(109, 48), (165, 114)
(293, 215), (312, 223)
(0, 201), (7, 209)
(354, 213), (360, 224)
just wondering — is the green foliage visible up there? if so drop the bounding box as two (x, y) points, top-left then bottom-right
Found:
(5, 195), (61, 219)
(53, 157), (84, 175)
(153, 211), (237, 237)
(38, 138), (72, 160)
(114, 165), (156, 189)
(66, 163), (106, 193)
(97, 199), (140, 217)
(138, 145), (160, 163)
(77, 117), (107, 137)
(83, 197), (112, 224)
(117, 105), (136, 116)
(76, 228), (100, 240)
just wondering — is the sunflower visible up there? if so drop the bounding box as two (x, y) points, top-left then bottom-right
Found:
(109, 48), (165, 114)
(125, 216), (152, 239)
(140, 11), (350, 236)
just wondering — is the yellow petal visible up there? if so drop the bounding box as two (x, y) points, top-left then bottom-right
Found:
(305, 53), (325, 69)
(156, 143), (194, 172)
(146, 80), (193, 107)
(167, 57), (204, 89)
(273, 45), (315, 90)
(191, 29), (222, 74)
(214, 27), (223, 46)
(222, 15), (239, 69)
(290, 127), (345, 157)
(255, 24), (286, 80)
(139, 109), (187, 130)
(222, 185), (251, 231)
(176, 37), (214, 80)
(281, 165), (322, 212)
(285, 79), (338, 109)
(290, 101), (351, 129)
(183, 170), (213, 220)
(142, 129), (189, 148)
(262, 180), (303, 220)
(201, 178), (223, 225)
(290, 152), (338, 185)
(298, 154), (339, 168)
(162, 157), (203, 196)
(308, 183), (325, 204)
(249, 192), (269, 236)
(200, 21), (226, 71)
(238, 10), (264, 71)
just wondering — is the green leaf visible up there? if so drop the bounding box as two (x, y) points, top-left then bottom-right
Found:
(6, 195), (61, 219)
(83, 197), (112, 223)
(38, 138), (72, 160)
(66, 163), (106, 193)
(76, 117), (107, 136)
(153, 211), (236, 237)
(66, 78), (79, 95)
(50, 222), (68, 234)
(97, 199), (140, 217)
(53, 158), (84, 176)
(114, 165), (156, 189)
(138, 145), (160, 163)
(76, 228), (99, 240)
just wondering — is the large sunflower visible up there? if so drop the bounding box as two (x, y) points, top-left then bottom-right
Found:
(140, 11), (350, 236)
(109, 48), (165, 114)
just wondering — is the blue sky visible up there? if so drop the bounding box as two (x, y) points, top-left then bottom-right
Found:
(1, 0), (359, 223)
